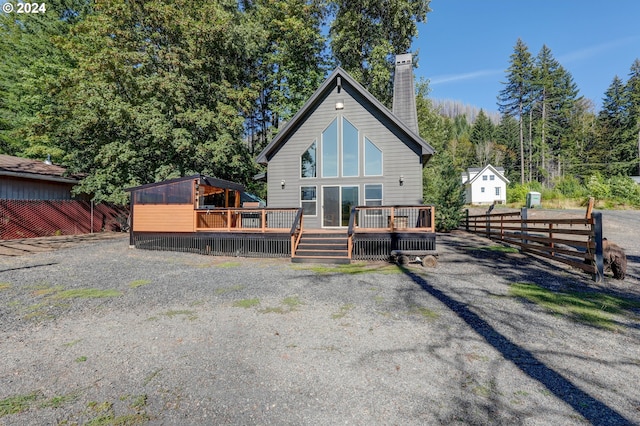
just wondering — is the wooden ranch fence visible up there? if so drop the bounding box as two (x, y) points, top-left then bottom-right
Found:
(460, 208), (605, 282)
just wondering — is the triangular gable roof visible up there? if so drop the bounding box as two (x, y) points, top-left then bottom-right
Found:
(256, 67), (435, 165)
(466, 164), (510, 186)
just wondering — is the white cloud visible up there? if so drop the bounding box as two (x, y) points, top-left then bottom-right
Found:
(559, 36), (640, 64)
(429, 69), (503, 85)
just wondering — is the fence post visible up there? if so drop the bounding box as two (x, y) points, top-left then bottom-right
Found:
(485, 212), (490, 239)
(520, 207), (528, 251)
(592, 212), (604, 282)
(465, 209), (469, 231)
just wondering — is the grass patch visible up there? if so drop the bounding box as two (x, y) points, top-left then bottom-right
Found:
(0, 282), (11, 290)
(40, 392), (79, 408)
(509, 282), (640, 330)
(129, 279), (151, 289)
(143, 368), (162, 386)
(407, 305), (439, 319)
(261, 297), (303, 314)
(215, 285), (245, 295)
(75, 356), (87, 363)
(233, 298), (260, 308)
(31, 285), (63, 297)
(63, 339), (82, 347)
(54, 288), (122, 299)
(162, 309), (197, 320)
(331, 303), (355, 319)
(0, 392), (39, 417)
(297, 263), (402, 275)
(85, 399), (149, 425)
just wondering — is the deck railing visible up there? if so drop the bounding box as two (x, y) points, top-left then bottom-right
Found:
(349, 205), (436, 233)
(195, 208), (300, 232)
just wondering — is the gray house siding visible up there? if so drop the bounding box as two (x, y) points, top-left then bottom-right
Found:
(265, 79), (423, 229)
(0, 176), (75, 200)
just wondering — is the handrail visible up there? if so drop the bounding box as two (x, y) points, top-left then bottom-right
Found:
(350, 205), (436, 233)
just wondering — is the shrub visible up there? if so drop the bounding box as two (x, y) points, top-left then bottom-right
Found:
(553, 175), (587, 198)
(586, 173), (611, 202)
(609, 175), (640, 206)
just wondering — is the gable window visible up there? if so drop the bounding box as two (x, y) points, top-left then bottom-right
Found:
(482, 175), (488, 181)
(301, 186), (317, 216)
(342, 118), (359, 176)
(301, 141), (316, 178)
(490, 175), (495, 181)
(322, 119), (338, 177)
(364, 137), (382, 176)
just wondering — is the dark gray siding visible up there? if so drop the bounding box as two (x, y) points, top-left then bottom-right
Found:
(0, 176), (74, 200)
(266, 81), (423, 229)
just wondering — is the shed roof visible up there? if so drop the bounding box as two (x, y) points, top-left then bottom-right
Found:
(125, 174), (245, 193)
(256, 67), (435, 165)
(0, 154), (80, 184)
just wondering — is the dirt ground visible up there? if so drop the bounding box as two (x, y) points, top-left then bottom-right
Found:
(0, 210), (638, 425)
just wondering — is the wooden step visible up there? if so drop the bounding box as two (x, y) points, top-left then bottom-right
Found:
(293, 231), (350, 264)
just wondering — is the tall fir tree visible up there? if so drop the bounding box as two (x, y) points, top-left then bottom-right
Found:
(625, 59), (640, 175)
(598, 76), (629, 175)
(498, 38), (534, 184)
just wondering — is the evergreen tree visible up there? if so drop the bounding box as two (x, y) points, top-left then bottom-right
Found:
(495, 114), (520, 182)
(625, 59), (640, 175)
(498, 39), (534, 184)
(469, 109), (497, 166)
(598, 76), (629, 175)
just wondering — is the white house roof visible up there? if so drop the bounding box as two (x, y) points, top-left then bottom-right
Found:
(255, 67), (435, 166)
(464, 164), (510, 186)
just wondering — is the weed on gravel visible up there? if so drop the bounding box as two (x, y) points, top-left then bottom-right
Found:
(509, 282), (640, 329)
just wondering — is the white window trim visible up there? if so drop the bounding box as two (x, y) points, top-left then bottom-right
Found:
(300, 185), (318, 217)
(364, 136), (383, 177)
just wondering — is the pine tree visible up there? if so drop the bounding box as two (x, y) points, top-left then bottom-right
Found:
(498, 39), (534, 184)
(598, 76), (629, 175)
(625, 59), (640, 176)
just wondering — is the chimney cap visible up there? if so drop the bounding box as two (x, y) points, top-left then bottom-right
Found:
(395, 53), (413, 65)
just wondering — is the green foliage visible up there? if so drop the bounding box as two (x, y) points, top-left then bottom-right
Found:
(423, 151), (465, 232)
(609, 175), (640, 206)
(507, 181), (542, 204)
(586, 173), (611, 202)
(553, 175), (587, 198)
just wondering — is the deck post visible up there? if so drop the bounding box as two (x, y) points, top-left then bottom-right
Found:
(465, 208), (469, 231)
(592, 212), (604, 282)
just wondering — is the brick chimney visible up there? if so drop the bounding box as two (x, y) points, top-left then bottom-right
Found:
(392, 53), (419, 136)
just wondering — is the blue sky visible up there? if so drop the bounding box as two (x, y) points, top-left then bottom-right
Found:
(411, 0), (640, 113)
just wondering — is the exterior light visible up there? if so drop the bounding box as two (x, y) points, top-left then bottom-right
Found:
(281, 180), (285, 189)
(399, 175), (404, 186)
(335, 100), (344, 110)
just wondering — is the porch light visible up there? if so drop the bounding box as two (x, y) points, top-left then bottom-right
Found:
(335, 100), (344, 110)
(399, 175), (404, 186)
(281, 180), (285, 189)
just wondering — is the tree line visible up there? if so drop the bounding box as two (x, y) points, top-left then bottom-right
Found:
(1, 2), (639, 208)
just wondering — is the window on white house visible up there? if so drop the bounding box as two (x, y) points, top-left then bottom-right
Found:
(301, 186), (317, 216)
(490, 175), (495, 180)
(495, 187), (500, 196)
(482, 175), (488, 181)
(481, 187), (485, 193)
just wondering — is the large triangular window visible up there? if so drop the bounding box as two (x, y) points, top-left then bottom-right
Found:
(301, 141), (316, 178)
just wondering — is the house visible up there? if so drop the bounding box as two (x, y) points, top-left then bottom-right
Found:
(128, 54), (438, 263)
(0, 154), (80, 200)
(256, 53), (435, 229)
(0, 154), (127, 238)
(461, 164), (509, 205)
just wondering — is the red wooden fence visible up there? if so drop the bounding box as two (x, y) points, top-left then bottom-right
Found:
(0, 200), (129, 239)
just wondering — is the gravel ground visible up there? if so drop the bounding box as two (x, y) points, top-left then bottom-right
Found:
(1, 210), (639, 425)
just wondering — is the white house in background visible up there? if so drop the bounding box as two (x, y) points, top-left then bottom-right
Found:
(461, 164), (509, 205)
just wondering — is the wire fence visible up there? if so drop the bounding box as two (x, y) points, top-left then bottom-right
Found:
(0, 199), (129, 240)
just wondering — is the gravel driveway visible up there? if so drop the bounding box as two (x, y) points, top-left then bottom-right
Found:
(1, 210), (639, 425)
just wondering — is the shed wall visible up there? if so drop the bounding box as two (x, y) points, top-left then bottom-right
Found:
(0, 176), (75, 200)
(132, 204), (194, 232)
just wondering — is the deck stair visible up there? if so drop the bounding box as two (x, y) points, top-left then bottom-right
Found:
(292, 231), (350, 264)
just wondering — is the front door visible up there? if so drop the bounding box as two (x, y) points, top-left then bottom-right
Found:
(323, 186), (358, 227)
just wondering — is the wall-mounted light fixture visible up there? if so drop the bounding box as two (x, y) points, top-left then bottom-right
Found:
(281, 180), (286, 189)
(399, 175), (404, 186)
(335, 100), (344, 110)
